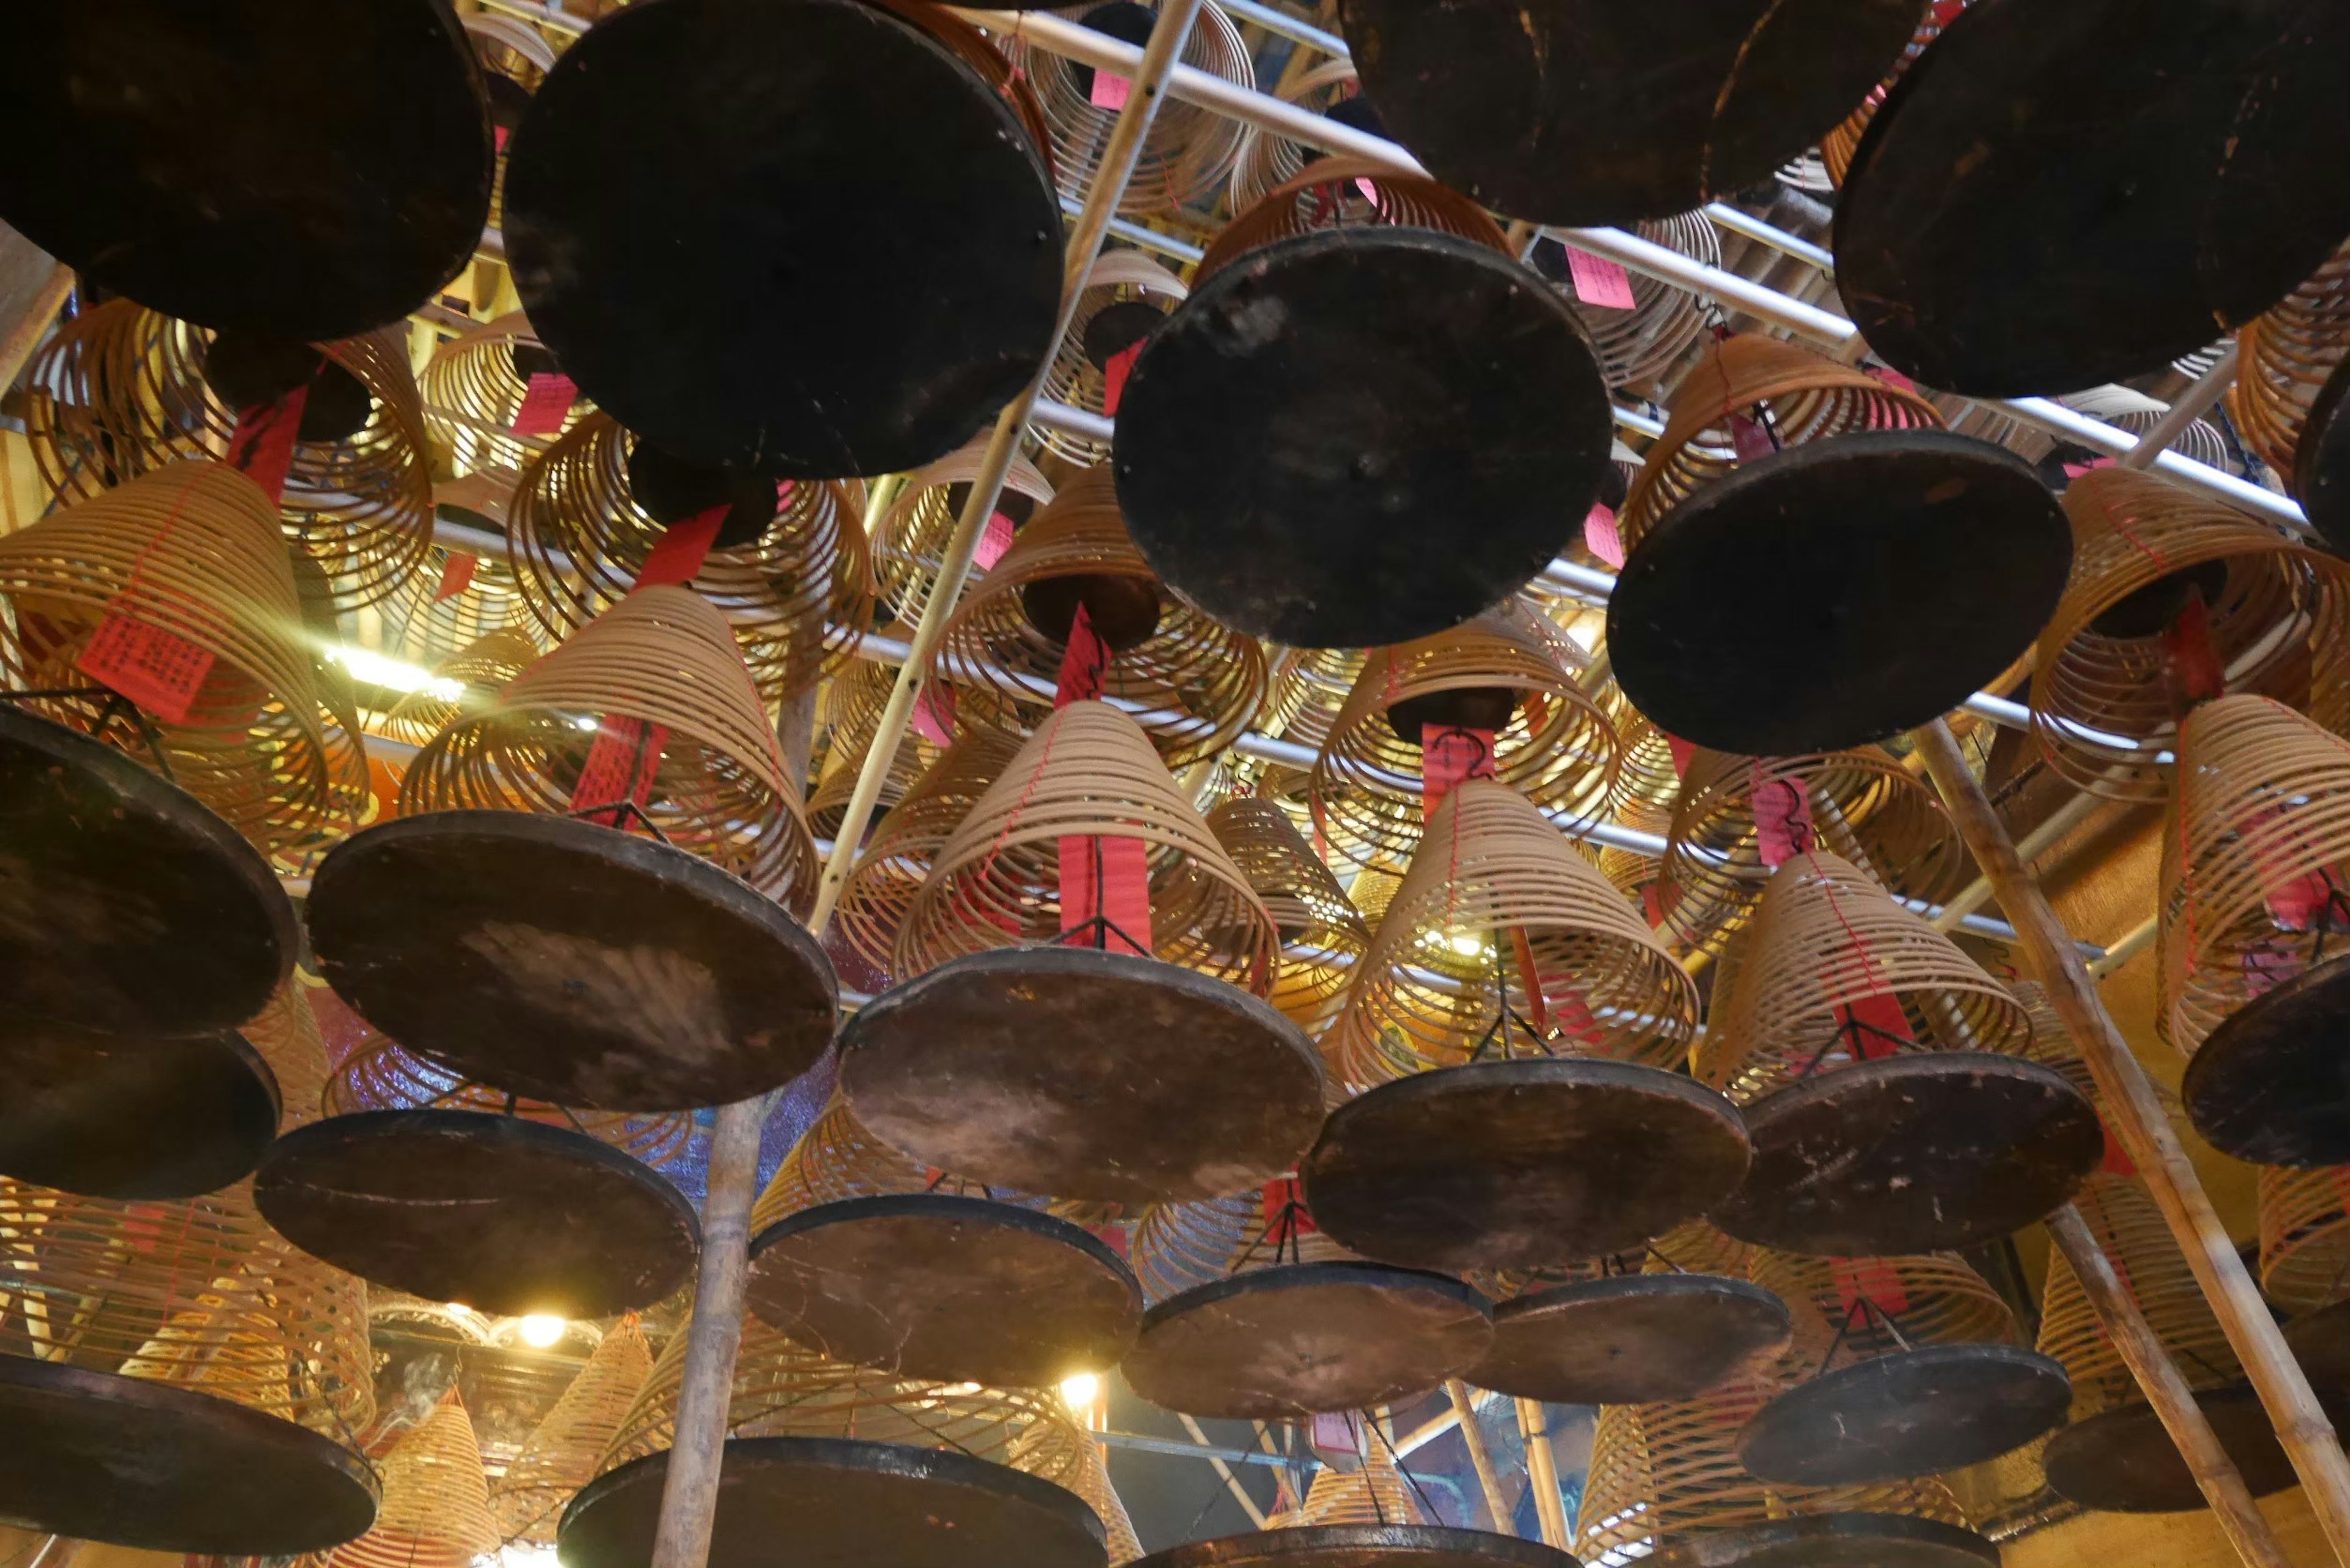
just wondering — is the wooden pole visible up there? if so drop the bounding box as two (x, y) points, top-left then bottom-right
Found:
(1912, 717), (2350, 1566)
(1446, 1379), (1515, 1535)
(1513, 1398), (1572, 1551)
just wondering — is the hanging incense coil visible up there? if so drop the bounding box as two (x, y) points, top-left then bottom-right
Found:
(1262, 644), (1367, 756)
(419, 312), (587, 487)
(1199, 155), (1512, 279)
(1202, 798), (1368, 1040)
(2259, 1163), (2350, 1315)
(250, 978), (335, 1135)
(24, 300), (436, 614)
(462, 12), (559, 226)
(868, 435), (1057, 632)
(1595, 711), (1683, 898)
(1037, 250), (1188, 466)
(1532, 215), (1721, 397)
(376, 628), (540, 751)
(507, 412), (874, 702)
(1819, 3), (1960, 187)
(2031, 466), (2350, 801)
(833, 731), (1024, 991)
(2060, 384), (2231, 472)
(1267, 1438), (1425, 1528)
(1226, 59), (1363, 211)
(805, 657), (941, 838)
(0, 460), (370, 859)
(325, 1389), (500, 1568)
(492, 1316), (656, 1548)
(1055, 1419), (1146, 1564)
(2229, 236), (2350, 482)
(368, 539), (548, 673)
(398, 585), (820, 905)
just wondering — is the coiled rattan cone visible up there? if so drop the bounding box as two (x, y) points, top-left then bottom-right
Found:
(491, 1317), (655, 1548)
(2059, 384), (2232, 472)
(1035, 250), (1188, 466)
(807, 657), (941, 838)
(1267, 1438), (1427, 1528)
(2258, 1163), (2350, 1315)
(324, 1389), (499, 1568)
(1262, 644), (1368, 756)
(869, 436), (1057, 632)
(419, 312), (586, 488)
(1535, 214), (1721, 398)
(376, 628), (541, 751)
(2228, 236), (2350, 482)
(1203, 798), (1368, 1040)
(2031, 466), (2350, 801)
(1198, 157), (1511, 280)
(1226, 59), (1362, 211)
(834, 731), (1025, 991)
(1750, 1251), (2021, 1378)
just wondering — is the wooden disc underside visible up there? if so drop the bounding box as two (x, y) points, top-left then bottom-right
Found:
(1647, 1514), (1999, 1568)
(1132, 1524), (1583, 1568)
(1735, 1345), (2073, 1485)
(1467, 1274), (1793, 1406)
(2043, 1384), (2319, 1514)
(0, 1016), (278, 1199)
(2182, 952), (2350, 1167)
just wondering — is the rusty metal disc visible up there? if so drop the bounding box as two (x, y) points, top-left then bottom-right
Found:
(1710, 1053), (2103, 1256)
(2181, 952), (2350, 1167)
(1606, 431), (2072, 755)
(745, 1193), (1141, 1387)
(0, 707), (294, 1038)
(1736, 1345), (2072, 1485)
(2043, 1384), (2313, 1513)
(0, 1354), (379, 1555)
(2287, 1300), (2350, 1394)
(1121, 1262), (1493, 1419)
(305, 811), (838, 1111)
(2300, 354), (2350, 556)
(253, 1108), (699, 1319)
(1132, 1525), (1582, 1568)
(1112, 227), (1612, 649)
(0, 1017), (278, 1199)
(1835, 0), (2350, 397)
(1300, 1059), (1751, 1271)
(1466, 1274), (1792, 1406)
(1648, 1514), (1999, 1568)
(558, 1435), (1109, 1568)
(836, 947), (1326, 1205)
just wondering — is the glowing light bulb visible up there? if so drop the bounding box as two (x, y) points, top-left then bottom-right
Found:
(1447, 933), (1486, 957)
(445, 1302), (472, 1316)
(1059, 1372), (1100, 1408)
(518, 1314), (566, 1348)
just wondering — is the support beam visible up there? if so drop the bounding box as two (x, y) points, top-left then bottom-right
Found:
(1447, 1379), (1515, 1536)
(1513, 1399), (1572, 1551)
(1180, 1413), (1272, 1528)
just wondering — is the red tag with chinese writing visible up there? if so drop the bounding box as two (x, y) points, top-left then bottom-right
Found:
(1055, 603), (1113, 706)
(1751, 773), (1813, 866)
(912, 682), (958, 747)
(510, 371), (579, 438)
(572, 715), (669, 824)
(1422, 726), (1497, 815)
(636, 506), (726, 588)
(1729, 411), (1777, 463)
(1058, 832), (1152, 955)
(2165, 591), (2225, 705)
(226, 385), (311, 505)
(1091, 70), (1130, 110)
(435, 551), (480, 603)
(76, 609), (216, 724)
(1565, 247), (1636, 310)
(1832, 1256), (1912, 1321)
(1584, 502), (1625, 569)
(977, 510), (1017, 571)
(1309, 1411), (1360, 1465)
(1101, 341), (1144, 418)
(1832, 991), (1915, 1059)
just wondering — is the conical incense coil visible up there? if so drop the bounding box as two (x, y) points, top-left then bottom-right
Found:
(896, 700), (1276, 988)
(2229, 236), (2350, 482)
(807, 656), (941, 838)
(1198, 157), (1510, 279)
(0, 460), (367, 858)
(1129, 1189), (1366, 1308)
(1597, 709), (1684, 895)
(1204, 797), (1369, 1038)
(1658, 747), (1970, 958)
(1750, 1250), (2021, 1376)
(324, 1389), (499, 1568)
(1329, 779), (1697, 1091)
(419, 312), (586, 490)
(924, 465), (1268, 769)
(868, 435), (1056, 632)
(375, 628), (540, 751)
(368, 536), (548, 674)
(1035, 250), (1188, 467)
(492, 1317), (655, 1548)
(1617, 334), (1942, 554)
(398, 585), (819, 905)
(834, 732), (1024, 991)
(1819, 3), (1961, 187)
(2032, 466), (2350, 801)
(1267, 1436), (1427, 1528)
(252, 978), (337, 1133)
(1472, 1219), (1751, 1315)
(1310, 601), (1619, 872)
(461, 10), (557, 227)
(2059, 384), (2231, 472)
(1262, 644), (1367, 756)
(23, 301), (435, 614)
(1227, 58), (1362, 211)
(1696, 853), (2032, 1105)
(2039, 1172), (2243, 1419)
(1048, 1417), (1146, 1564)
(506, 412), (873, 702)
(2259, 1163), (2350, 1315)
(1534, 214), (1721, 397)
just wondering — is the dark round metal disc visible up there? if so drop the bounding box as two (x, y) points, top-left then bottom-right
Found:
(2286, 1299), (2350, 1394)
(836, 947), (1325, 1206)
(305, 810), (838, 1111)
(1300, 1059), (1751, 1271)
(1121, 1263), (1493, 1419)
(1710, 1053), (2103, 1256)
(1466, 1274), (1793, 1405)
(1736, 1345), (2072, 1485)
(0, 1354), (379, 1555)
(0, 1017), (278, 1199)
(0, 0), (491, 340)
(0, 706), (295, 1037)
(745, 1193), (1141, 1387)
(1608, 430), (2072, 754)
(1334, 0), (1917, 226)
(1132, 1525), (1581, 1568)
(1647, 1514), (1999, 1568)
(2299, 354), (2350, 556)
(1112, 227), (1612, 649)
(1834, 0), (2350, 397)
(2182, 952), (2350, 1167)
(504, 0), (1062, 477)
(253, 1108), (699, 1319)
(2043, 1385), (2311, 1513)
(558, 1435), (1108, 1568)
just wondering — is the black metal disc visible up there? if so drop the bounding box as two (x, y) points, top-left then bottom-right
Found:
(2182, 952), (2350, 1167)
(1647, 1514), (1999, 1568)
(1467, 1274), (1793, 1405)
(2286, 1300), (2350, 1394)
(1736, 1346), (2072, 1485)
(1121, 1263), (1493, 1419)
(0, 1354), (379, 1555)
(1607, 431), (2072, 755)
(304, 811), (838, 1111)
(503, 0), (1062, 477)
(0, 1017), (278, 1199)
(2043, 1385), (2311, 1513)
(2300, 355), (2350, 557)
(1834, 0), (2350, 397)
(0, 0), (491, 340)
(558, 1436), (1108, 1568)
(1334, 0), (1917, 226)
(836, 947), (1326, 1206)
(1300, 1059), (1751, 1271)
(1710, 1053), (2103, 1256)
(253, 1109), (698, 1318)
(1132, 1525), (1582, 1568)
(745, 1193), (1141, 1387)
(0, 707), (295, 1037)
(1112, 227), (1612, 649)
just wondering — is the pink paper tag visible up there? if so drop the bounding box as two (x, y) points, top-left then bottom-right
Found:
(76, 611), (216, 725)
(912, 683), (958, 747)
(435, 552), (480, 603)
(1354, 177), (1379, 204)
(1308, 1411), (1357, 1463)
(1832, 991), (1915, 1059)
(2244, 946), (2303, 999)
(1565, 247), (1636, 310)
(1832, 1256), (1913, 1320)
(976, 510), (1017, 570)
(2063, 456), (2116, 479)
(1583, 502), (1625, 569)
(494, 124), (512, 153)
(1666, 734), (1696, 778)
(1422, 726), (1498, 814)
(1058, 833), (1152, 955)
(510, 371), (579, 437)
(1090, 71), (1130, 110)
(1751, 774), (1813, 866)
(1729, 413), (1777, 463)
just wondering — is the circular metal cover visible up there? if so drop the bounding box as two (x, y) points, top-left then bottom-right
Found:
(1647, 1514), (1999, 1568)
(558, 1435), (1108, 1568)
(1113, 227), (1613, 649)
(254, 1109), (698, 1319)
(2299, 354), (2350, 557)
(1132, 1525), (1582, 1568)
(2181, 952), (2350, 1167)
(304, 811), (839, 1111)
(746, 1193), (1141, 1388)
(1300, 1059), (1751, 1272)
(836, 946), (1326, 1206)
(1736, 1345), (2072, 1486)
(1607, 431), (2072, 755)
(2043, 1385), (2311, 1513)
(504, 0), (1063, 477)
(0, 1017), (278, 1199)
(1468, 1274), (1792, 1406)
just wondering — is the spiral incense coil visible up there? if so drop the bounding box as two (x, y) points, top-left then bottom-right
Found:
(1751, 1251), (2020, 1372)
(834, 731), (1024, 990)
(1819, 4), (1960, 188)
(868, 436), (1057, 634)
(2039, 1173), (2242, 1421)
(368, 543), (548, 673)
(2060, 384), (2231, 472)
(1261, 645), (1367, 756)
(398, 584), (820, 906)
(0, 460), (368, 859)
(806, 658), (941, 837)
(2229, 236), (2350, 482)
(250, 979), (336, 1133)
(1197, 156), (1512, 280)
(419, 312), (586, 490)
(2258, 1163), (2350, 1315)
(1035, 250), (1188, 466)
(923, 465), (1268, 768)
(1227, 58), (1363, 211)
(493, 1317), (655, 1548)
(2032, 466), (2350, 801)
(507, 412), (874, 702)
(895, 700), (1277, 989)
(1470, 1217), (1749, 1311)
(1054, 1419), (1146, 1564)
(1204, 797), (1370, 1039)
(1539, 214), (1721, 397)
(1658, 746), (1971, 957)
(24, 301), (436, 614)
(376, 629), (540, 751)
(749, 1091), (1087, 1223)
(1328, 779), (1698, 1091)
(462, 12), (559, 226)
(324, 1389), (500, 1568)
(1128, 1190), (1365, 1308)
(1002, 1), (1251, 217)
(1269, 1438), (1426, 1528)
(1617, 334), (1942, 554)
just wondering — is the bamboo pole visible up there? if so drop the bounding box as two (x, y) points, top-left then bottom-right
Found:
(1447, 1379), (1515, 1535)
(1179, 1413), (1269, 1529)
(1513, 1398), (1572, 1551)
(1912, 717), (2350, 1566)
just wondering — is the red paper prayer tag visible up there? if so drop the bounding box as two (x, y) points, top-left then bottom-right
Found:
(1261, 1176), (1318, 1237)
(1551, 984), (1610, 1048)
(1751, 775), (1813, 866)
(2097, 1116), (2138, 1177)
(1058, 832), (1152, 955)
(1090, 70), (1130, 110)
(1422, 726), (1497, 813)
(1354, 177), (1379, 205)
(2266, 867), (2333, 932)
(1054, 603), (1113, 706)
(226, 384), (311, 506)
(1565, 247), (1636, 310)
(1929, 0), (1967, 23)
(1728, 411), (1777, 463)
(1665, 734), (1696, 778)
(1831, 990), (1915, 1060)
(434, 551), (480, 603)
(510, 371), (580, 438)
(2062, 456), (2116, 479)
(571, 715), (670, 823)
(1832, 1256), (1913, 1321)
(76, 610), (215, 725)
(1509, 926), (1552, 1036)
(1641, 884), (1666, 928)
(1583, 502), (1625, 569)
(2164, 591), (2226, 705)
(635, 506), (726, 589)
(494, 123), (511, 152)
(1101, 341), (1145, 418)
(911, 683), (958, 747)
(976, 510), (1018, 571)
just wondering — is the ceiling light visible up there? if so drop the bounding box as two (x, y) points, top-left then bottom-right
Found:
(1059, 1371), (1100, 1408)
(518, 1313), (566, 1348)
(326, 643), (462, 700)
